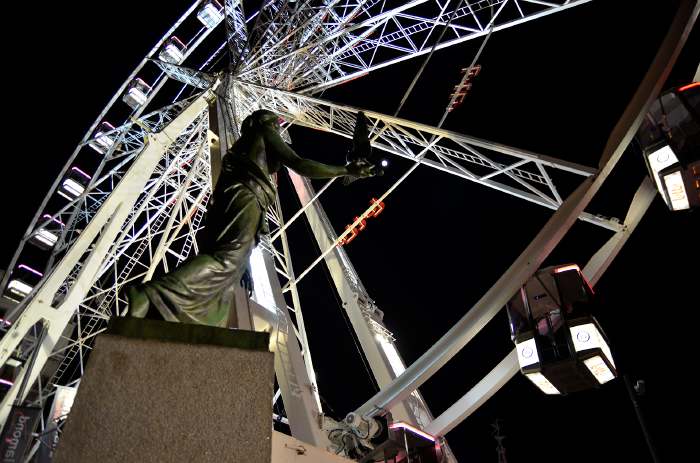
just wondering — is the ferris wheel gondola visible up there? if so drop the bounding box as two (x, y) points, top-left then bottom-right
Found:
(507, 264), (617, 395)
(637, 81), (700, 211)
(0, 1), (694, 461)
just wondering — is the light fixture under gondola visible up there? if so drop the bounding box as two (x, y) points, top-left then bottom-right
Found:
(506, 264), (617, 395)
(636, 82), (699, 211)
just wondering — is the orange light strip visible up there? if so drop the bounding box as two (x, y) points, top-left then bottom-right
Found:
(678, 82), (700, 92)
(554, 264), (580, 273)
(389, 422), (436, 442)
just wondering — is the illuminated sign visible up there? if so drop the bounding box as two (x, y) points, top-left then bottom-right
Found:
(663, 171), (690, 210)
(583, 356), (615, 384)
(569, 322), (616, 369)
(515, 337), (540, 368)
(646, 145), (679, 205)
(0, 406), (41, 463)
(525, 372), (560, 395)
(50, 385), (78, 422)
(338, 198), (385, 246)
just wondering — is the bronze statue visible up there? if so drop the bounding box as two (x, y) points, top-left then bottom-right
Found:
(126, 109), (374, 327)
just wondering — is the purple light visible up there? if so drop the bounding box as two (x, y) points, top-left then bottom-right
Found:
(42, 214), (65, 226)
(389, 422), (436, 442)
(18, 264), (43, 277)
(0, 379), (13, 387)
(71, 167), (92, 180)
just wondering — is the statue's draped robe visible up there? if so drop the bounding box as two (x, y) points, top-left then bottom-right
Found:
(130, 154), (276, 327)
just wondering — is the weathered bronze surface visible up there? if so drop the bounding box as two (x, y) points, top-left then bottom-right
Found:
(126, 110), (373, 326)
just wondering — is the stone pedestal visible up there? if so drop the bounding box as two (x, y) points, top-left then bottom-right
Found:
(54, 318), (274, 463)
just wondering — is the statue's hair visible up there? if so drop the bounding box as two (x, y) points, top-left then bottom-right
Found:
(240, 109), (278, 135)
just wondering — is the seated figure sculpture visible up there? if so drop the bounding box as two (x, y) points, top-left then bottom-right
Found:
(126, 109), (374, 326)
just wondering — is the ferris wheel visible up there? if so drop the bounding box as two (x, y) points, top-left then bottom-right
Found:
(0, 0), (696, 460)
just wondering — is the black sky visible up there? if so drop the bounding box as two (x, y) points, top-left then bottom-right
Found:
(2, 1), (698, 462)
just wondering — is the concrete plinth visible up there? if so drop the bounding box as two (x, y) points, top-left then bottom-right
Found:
(54, 318), (274, 463)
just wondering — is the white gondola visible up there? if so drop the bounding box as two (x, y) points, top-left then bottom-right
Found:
(87, 122), (116, 155)
(159, 36), (187, 64)
(29, 214), (65, 251)
(58, 167), (91, 201)
(122, 78), (151, 110)
(507, 264), (617, 395)
(196, 1), (223, 29)
(5, 265), (43, 303)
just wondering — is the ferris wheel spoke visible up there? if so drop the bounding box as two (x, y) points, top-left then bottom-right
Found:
(242, 1), (298, 65)
(232, 79), (621, 230)
(240, 0), (591, 92)
(153, 60), (217, 89)
(0, 88), (218, 424)
(224, 0), (250, 68)
(239, 0), (303, 74)
(241, 0), (380, 85)
(240, 0), (398, 86)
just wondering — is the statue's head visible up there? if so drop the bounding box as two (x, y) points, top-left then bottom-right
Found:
(241, 109), (280, 135)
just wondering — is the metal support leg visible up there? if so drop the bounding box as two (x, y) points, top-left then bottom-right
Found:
(353, 0), (699, 418)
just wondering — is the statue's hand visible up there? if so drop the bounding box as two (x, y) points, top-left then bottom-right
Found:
(346, 159), (375, 178)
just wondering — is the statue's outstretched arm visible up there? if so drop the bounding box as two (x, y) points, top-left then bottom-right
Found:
(264, 127), (373, 179)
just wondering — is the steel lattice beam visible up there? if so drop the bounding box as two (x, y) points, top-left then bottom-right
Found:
(352, 0), (698, 421)
(231, 79), (623, 231)
(0, 88), (218, 424)
(237, 0), (593, 91)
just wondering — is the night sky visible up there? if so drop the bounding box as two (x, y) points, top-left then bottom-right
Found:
(2, 1), (698, 462)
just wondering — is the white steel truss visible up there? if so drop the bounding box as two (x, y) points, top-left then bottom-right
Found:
(0, 87), (218, 424)
(237, 0), (593, 91)
(230, 79), (622, 231)
(288, 172), (436, 430)
(351, 0), (698, 425)
(3, 0), (656, 460)
(424, 177), (658, 437)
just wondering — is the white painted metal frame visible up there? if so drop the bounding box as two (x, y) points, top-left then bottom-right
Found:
(289, 171), (435, 428)
(0, 0), (225, 306)
(0, 1), (643, 459)
(0, 87), (218, 424)
(354, 0), (698, 430)
(425, 177), (658, 437)
(231, 79), (622, 231)
(249, 234), (330, 446)
(237, 0), (594, 91)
